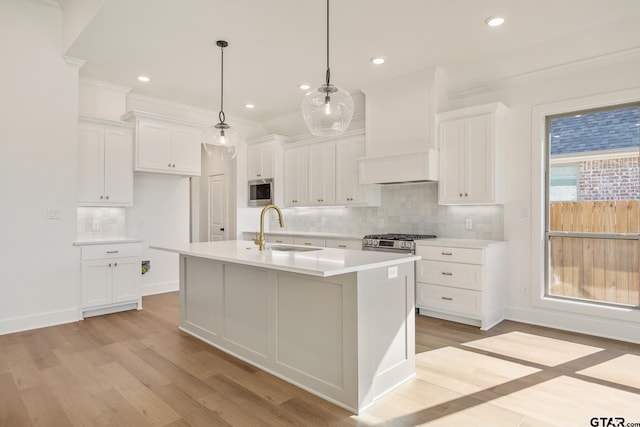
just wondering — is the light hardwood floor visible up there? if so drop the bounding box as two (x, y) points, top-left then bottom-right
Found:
(1, 292), (639, 426)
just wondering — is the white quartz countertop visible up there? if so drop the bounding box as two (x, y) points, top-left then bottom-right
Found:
(151, 240), (420, 277)
(415, 237), (505, 248)
(73, 237), (143, 246)
(243, 230), (364, 240)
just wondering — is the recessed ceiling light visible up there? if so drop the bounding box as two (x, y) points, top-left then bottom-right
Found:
(299, 84), (311, 90)
(137, 75), (150, 82)
(370, 57), (385, 65)
(485, 15), (505, 27)
(245, 104), (255, 109)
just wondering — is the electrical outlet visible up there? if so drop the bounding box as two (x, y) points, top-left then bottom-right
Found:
(47, 208), (60, 220)
(388, 266), (398, 279)
(465, 218), (473, 230)
(522, 283), (529, 295)
(92, 219), (100, 230)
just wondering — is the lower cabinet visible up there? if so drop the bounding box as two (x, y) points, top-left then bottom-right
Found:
(415, 239), (506, 330)
(80, 243), (142, 318)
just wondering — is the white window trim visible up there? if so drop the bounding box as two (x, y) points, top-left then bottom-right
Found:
(531, 88), (640, 323)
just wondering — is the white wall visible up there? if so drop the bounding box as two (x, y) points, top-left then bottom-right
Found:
(0, 0), (81, 334)
(447, 52), (640, 343)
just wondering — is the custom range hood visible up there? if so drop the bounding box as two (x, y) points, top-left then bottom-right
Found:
(358, 66), (448, 184)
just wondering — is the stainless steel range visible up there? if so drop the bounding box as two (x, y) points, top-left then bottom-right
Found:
(362, 233), (437, 254)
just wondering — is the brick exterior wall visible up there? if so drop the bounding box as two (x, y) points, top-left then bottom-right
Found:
(578, 157), (640, 201)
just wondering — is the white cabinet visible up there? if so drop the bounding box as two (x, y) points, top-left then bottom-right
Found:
(283, 145), (310, 206)
(438, 102), (508, 205)
(415, 239), (506, 330)
(80, 243), (142, 318)
(247, 141), (273, 179)
(308, 142), (336, 205)
(122, 110), (201, 176)
(77, 117), (134, 206)
(284, 130), (379, 207)
(336, 136), (380, 206)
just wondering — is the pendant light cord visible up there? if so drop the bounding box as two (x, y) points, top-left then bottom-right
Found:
(219, 43), (225, 124)
(325, 0), (331, 87)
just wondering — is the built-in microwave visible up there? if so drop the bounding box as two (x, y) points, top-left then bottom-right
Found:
(248, 178), (273, 206)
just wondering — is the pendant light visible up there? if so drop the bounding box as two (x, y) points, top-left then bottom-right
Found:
(203, 40), (238, 159)
(301, 0), (354, 136)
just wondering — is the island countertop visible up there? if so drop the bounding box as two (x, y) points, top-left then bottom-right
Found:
(151, 240), (420, 277)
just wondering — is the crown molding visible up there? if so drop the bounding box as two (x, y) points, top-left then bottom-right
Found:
(79, 78), (132, 94)
(64, 56), (85, 69)
(449, 47), (640, 100)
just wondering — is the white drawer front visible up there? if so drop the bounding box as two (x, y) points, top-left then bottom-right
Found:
(416, 283), (481, 316)
(416, 246), (483, 264)
(81, 243), (142, 260)
(325, 238), (361, 250)
(293, 237), (326, 247)
(417, 260), (483, 291)
(266, 235), (295, 244)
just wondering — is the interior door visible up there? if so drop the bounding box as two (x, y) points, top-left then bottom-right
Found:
(209, 173), (227, 241)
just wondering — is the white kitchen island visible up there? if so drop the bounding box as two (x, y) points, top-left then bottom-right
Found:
(151, 240), (419, 414)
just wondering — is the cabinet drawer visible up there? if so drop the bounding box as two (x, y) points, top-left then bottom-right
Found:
(416, 245), (483, 264)
(293, 237), (326, 247)
(325, 238), (361, 250)
(266, 235), (295, 244)
(417, 260), (483, 291)
(81, 243), (142, 260)
(416, 283), (481, 316)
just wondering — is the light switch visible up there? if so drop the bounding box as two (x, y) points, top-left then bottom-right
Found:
(388, 266), (398, 279)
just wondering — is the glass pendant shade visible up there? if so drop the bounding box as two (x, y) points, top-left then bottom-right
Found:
(202, 123), (238, 159)
(302, 84), (354, 136)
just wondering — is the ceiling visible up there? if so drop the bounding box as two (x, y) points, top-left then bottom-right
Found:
(64, 0), (640, 123)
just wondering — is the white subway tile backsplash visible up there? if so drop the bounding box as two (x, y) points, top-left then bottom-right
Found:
(271, 183), (504, 240)
(77, 207), (127, 240)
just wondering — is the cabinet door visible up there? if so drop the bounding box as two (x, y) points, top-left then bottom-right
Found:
(309, 142), (335, 205)
(438, 119), (465, 204)
(171, 125), (201, 175)
(82, 260), (112, 308)
(77, 124), (105, 204)
(464, 114), (493, 203)
(247, 142), (273, 179)
(103, 126), (133, 205)
(336, 139), (366, 204)
(136, 119), (172, 171)
(284, 147), (309, 206)
(111, 257), (140, 303)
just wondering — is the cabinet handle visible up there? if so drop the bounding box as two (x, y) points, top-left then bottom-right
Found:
(114, 262), (118, 267)
(106, 250), (119, 254)
(465, 192), (468, 197)
(303, 242), (313, 246)
(275, 240), (284, 243)
(441, 251), (453, 256)
(338, 245), (347, 248)
(168, 163), (172, 167)
(459, 193), (463, 197)
(441, 272), (453, 276)
(100, 195), (104, 199)
(105, 195), (109, 200)
(108, 263), (112, 267)
(441, 296), (453, 301)
(257, 173), (261, 177)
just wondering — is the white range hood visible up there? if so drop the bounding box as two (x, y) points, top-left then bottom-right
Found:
(358, 66), (448, 184)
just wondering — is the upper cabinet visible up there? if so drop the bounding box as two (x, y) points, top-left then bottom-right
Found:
(283, 130), (380, 208)
(438, 102), (509, 205)
(77, 116), (134, 207)
(246, 135), (291, 180)
(122, 110), (202, 176)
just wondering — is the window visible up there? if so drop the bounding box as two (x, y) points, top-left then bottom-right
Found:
(545, 104), (640, 308)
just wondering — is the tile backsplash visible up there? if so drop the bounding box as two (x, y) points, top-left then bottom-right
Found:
(271, 183), (504, 240)
(77, 207), (127, 240)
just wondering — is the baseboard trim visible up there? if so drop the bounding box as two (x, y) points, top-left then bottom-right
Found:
(142, 281), (179, 296)
(0, 308), (78, 336)
(506, 305), (640, 345)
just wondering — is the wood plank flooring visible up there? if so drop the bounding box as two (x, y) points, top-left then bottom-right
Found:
(1, 292), (639, 426)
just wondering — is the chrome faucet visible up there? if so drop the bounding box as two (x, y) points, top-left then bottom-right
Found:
(254, 204), (285, 250)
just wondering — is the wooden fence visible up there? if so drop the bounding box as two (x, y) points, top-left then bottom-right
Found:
(549, 201), (639, 306)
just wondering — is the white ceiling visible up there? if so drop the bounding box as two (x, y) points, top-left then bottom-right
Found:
(65, 0), (640, 123)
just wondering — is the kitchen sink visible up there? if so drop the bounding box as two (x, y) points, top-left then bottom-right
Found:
(266, 245), (323, 252)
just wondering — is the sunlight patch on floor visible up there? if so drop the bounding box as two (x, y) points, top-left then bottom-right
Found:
(462, 331), (603, 366)
(578, 354), (640, 389)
